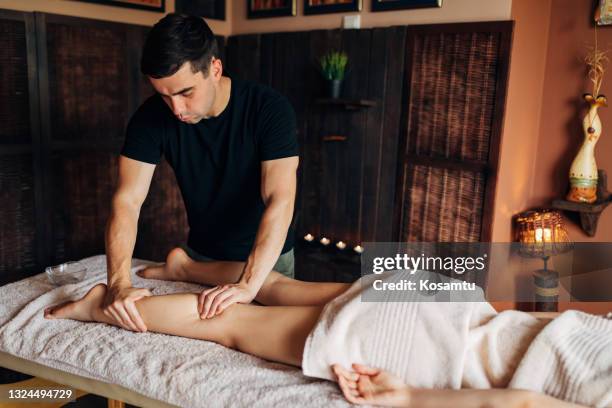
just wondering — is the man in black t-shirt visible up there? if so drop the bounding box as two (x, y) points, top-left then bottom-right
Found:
(103, 14), (299, 332)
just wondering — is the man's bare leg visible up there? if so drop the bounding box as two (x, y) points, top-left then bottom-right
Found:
(139, 247), (245, 285)
(44, 284), (322, 366)
(138, 247), (350, 306)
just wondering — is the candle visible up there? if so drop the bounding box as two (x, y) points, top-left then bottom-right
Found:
(336, 241), (346, 250)
(535, 228), (542, 242)
(543, 228), (552, 242)
(320, 237), (330, 246)
(304, 233), (314, 242)
(353, 245), (363, 254)
(535, 228), (553, 243)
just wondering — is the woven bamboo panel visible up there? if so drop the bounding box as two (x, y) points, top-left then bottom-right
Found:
(46, 22), (128, 142)
(0, 155), (37, 279)
(135, 159), (188, 262)
(51, 151), (118, 262)
(406, 32), (499, 162)
(400, 164), (485, 242)
(0, 18), (30, 144)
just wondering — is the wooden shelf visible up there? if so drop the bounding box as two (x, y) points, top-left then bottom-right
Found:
(552, 169), (611, 237)
(552, 196), (612, 213)
(314, 98), (377, 110)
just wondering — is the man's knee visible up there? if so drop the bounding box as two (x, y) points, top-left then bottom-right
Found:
(273, 250), (295, 279)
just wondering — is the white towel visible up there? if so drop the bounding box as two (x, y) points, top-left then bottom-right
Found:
(510, 310), (612, 408)
(302, 271), (496, 389)
(302, 271), (612, 408)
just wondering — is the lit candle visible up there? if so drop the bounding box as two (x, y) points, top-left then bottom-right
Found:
(534, 228), (552, 243)
(304, 233), (314, 242)
(320, 237), (330, 246)
(353, 245), (363, 254)
(535, 228), (543, 242)
(336, 241), (346, 250)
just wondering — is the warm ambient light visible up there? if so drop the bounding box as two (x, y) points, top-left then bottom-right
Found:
(535, 227), (552, 243)
(320, 237), (331, 246)
(303, 233), (314, 242)
(515, 209), (571, 259)
(353, 245), (363, 254)
(336, 241), (346, 250)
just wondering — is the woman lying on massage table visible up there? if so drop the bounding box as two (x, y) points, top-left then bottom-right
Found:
(43, 248), (598, 408)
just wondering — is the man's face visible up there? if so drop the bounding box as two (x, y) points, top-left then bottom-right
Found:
(149, 60), (218, 124)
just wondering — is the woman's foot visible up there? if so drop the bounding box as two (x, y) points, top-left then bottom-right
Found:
(44, 283), (107, 322)
(137, 247), (191, 281)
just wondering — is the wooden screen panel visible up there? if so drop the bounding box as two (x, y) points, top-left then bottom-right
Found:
(397, 22), (513, 243)
(50, 151), (117, 263)
(399, 164), (485, 242)
(0, 18), (30, 144)
(225, 34), (261, 81)
(406, 31), (500, 163)
(135, 159), (188, 262)
(0, 155), (38, 283)
(367, 27), (406, 242)
(46, 21), (129, 142)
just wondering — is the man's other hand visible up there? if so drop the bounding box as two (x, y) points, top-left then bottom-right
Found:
(198, 283), (256, 319)
(103, 285), (152, 332)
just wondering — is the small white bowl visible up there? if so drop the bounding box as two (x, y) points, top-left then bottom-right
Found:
(45, 261), (87, 286)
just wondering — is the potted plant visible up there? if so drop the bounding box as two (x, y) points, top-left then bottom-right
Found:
(319, 51), (348, 99)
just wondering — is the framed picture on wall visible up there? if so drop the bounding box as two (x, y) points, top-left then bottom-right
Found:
(74, 0), (165, 12)
(371, 0), (442, 12)
(176, 0), (225, 21)
(595, 0), (612, 25)
(304, 0), (362, 15)
(248, 0), (296, 18)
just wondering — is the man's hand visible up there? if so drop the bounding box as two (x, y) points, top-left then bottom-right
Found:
(332, 363), (411, 407)
(198, 282), (256, 319)
(103, 285), (152, 332)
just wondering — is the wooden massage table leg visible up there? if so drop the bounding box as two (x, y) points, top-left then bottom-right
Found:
(108, 397), (126, 408)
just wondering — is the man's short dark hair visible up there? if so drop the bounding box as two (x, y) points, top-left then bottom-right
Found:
(141, 13), (219, 79)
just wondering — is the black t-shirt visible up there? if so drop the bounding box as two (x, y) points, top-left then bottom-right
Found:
(121, 77), (298, 261)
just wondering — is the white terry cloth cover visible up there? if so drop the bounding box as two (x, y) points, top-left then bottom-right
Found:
(0, 255), (351, 408)
(302, 272), (612, 408)
(509, 310), (612, 408)
(302, 271), (496, 389)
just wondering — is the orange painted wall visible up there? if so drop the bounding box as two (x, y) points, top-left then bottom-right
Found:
(532, 0), (612, 242)
(491, 0), (611, 314)
(491, 0), (553, 243)
(232, 0), (511, 35)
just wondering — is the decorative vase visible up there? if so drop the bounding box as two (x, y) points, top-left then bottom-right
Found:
(327, 79), (343, 99)
(567, 93), (607, 203)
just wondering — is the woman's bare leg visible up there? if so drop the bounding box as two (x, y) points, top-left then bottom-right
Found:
(138, 247), (350, 306)
(44, 284), (322, 366)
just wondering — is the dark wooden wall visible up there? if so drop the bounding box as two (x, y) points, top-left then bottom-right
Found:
(0, 9), (225, 284)
(0, 8), (512, 285)
(226, 22), (512, 281)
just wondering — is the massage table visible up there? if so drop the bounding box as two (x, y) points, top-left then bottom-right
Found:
(0, 255), (350, 408)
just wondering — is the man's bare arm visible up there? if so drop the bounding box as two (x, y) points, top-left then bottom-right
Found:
(198, 156), (298, 318)
(240, 156), (298, 291)
(104, 155), (156, 331)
